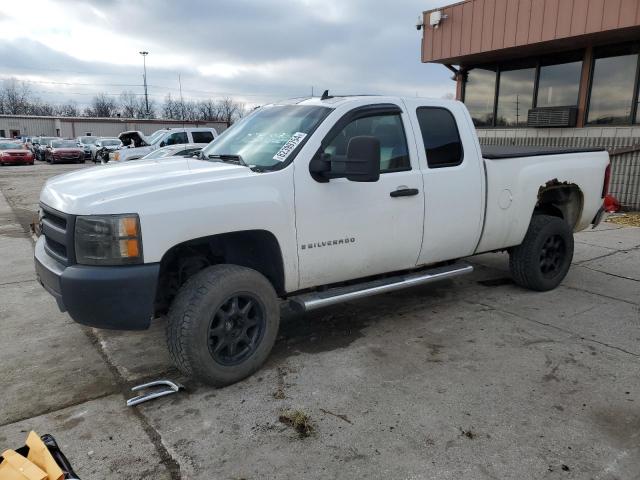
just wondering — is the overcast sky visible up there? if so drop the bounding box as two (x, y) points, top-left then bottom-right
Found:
(0, 0), (454, 108)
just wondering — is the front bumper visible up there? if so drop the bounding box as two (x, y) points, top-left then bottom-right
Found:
(34, 236), (160, 330)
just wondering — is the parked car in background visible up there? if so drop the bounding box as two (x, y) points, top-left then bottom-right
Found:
(34, 137), (58, 161)
(44, 139), (85, 164)
(111, 128), (216, 162)
(76, 136), (97, 160)
(133, 143), (208, 162)
(91, 138), (122, 162)
(0, 141), (34, 165)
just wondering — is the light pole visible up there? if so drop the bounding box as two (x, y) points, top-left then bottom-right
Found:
(139, 51), (149, 118)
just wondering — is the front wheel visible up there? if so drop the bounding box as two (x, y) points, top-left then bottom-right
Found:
(509, 215), (574, 291)
(166, 264), (280, 386)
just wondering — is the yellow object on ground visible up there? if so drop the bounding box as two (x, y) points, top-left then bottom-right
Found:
(0, 432), (63, 480)
(24, 433), (63, 480)
(0, 450), (47, 480)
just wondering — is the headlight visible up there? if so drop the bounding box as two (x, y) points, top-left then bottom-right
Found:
(75, 214), (143, 265)
(114, 152), (120, 161)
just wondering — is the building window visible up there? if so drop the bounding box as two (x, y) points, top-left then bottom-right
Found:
(463, 68), (496, 127)
(496, 67), (535, 127)
(537, 61), (582, 107)
(587, 53), (638, 125)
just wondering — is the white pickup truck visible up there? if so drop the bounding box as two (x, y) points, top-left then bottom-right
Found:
(35, 96), (609, 386)
(111, 127), (217, 162)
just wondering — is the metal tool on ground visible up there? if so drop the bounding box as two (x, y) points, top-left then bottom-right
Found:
(126, 380), (184, 407)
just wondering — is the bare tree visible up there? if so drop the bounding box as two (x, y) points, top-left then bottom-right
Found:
(56, 101), (80, 117)
(120, 91), (141, 118)
(162, 93), (180, 119)
(2, 79), (32, 115)
(197, 99), (219, 121)
(85, 93), (119, 117)
(217, 97), (244, 124)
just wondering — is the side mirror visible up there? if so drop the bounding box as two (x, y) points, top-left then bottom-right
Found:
(344, 136), (381, 182)
(159, 141), (166, 147)
(310, 136), (380, 183)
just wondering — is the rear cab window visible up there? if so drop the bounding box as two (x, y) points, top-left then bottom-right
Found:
(192, 131), (214, 143)
(416, 107), (464, 168)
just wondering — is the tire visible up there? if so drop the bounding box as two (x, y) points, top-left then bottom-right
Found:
(509, 214), (574, 291)
(166, 264), (280, 386)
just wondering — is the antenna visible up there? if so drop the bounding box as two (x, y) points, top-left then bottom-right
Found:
(320, 89), (331, 100)
(178, 74), (185, 129)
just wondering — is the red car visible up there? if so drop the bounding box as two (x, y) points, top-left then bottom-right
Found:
(0, 141), (34, 165)
(44, 140), (85, 164)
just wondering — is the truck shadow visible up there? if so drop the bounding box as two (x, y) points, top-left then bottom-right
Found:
(269, 279), (458, 363)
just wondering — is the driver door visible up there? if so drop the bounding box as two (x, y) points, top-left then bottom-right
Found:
(294, 102), (425, 289)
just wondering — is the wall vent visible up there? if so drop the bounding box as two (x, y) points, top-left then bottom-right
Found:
(527, 106), (578, 128)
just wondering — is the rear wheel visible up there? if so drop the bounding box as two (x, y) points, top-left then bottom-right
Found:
(509, 215), (574, 291)
(166, 264), (280, 386)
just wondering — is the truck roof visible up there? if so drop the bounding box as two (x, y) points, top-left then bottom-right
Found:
(280, 95), (459, 109)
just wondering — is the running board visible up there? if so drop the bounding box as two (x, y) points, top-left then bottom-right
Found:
(288, 262), (473, 312)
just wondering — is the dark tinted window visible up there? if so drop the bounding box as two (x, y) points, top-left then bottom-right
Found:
(323, 113), (410, 173)
(416, 107), (463, 168)
(464, 68), (496, 127)
(537, 61), (581, 107)
(191, 131), (214, 143)
(165, 132), (188, 145)
(496, 67), (535, 127)
(588, 53), (637, 125)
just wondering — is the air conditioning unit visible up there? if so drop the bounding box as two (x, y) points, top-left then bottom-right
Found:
(527, 106), (578, 128)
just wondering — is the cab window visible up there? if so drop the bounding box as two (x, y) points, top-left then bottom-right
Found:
(164, 132), (188, 146)
(416, 107), (463, 168)
(191, 131), (214, 143)
(323, 113), (410, 172)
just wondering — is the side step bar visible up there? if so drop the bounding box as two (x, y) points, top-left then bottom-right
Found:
(288, 262), (473, 312)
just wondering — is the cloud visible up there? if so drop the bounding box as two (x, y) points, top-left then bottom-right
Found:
(1, 0), (455, 106)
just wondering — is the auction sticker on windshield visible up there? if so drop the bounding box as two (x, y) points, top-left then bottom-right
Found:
(273, 132), (307, 162)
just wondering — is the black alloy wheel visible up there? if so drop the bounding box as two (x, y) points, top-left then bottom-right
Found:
(208, 294), (265, 366)
(539, 234), (566, 278)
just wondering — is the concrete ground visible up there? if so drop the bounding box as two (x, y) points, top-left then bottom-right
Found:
(0, 161), (638, 479)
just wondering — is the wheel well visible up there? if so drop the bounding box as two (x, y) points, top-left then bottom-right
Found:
(534, 181), (583, 230)
(154, 230), (285, 314)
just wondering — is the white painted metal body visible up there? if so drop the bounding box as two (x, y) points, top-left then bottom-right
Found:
(39, 97), (609, 294)
(112, 127), (218, 162)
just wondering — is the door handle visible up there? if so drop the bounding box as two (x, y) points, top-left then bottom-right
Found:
(390, 188), (419, 198)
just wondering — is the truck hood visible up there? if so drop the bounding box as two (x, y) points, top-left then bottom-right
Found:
(40, 157), (251, 214)
(118, 131), (150, 147)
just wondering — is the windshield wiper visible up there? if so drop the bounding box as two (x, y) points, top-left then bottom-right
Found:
(207, 154), (247, 167)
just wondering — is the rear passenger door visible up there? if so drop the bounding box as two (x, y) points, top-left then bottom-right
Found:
(403, 100), (484, 265)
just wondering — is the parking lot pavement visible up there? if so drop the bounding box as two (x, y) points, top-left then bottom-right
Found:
(1, 162), (639, 479)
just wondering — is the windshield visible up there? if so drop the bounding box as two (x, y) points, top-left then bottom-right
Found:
(40, 138), (56, 144)
(79, 136), (96, 144)
(201, 105), (331, 170)
(52, 140), (77, 148)
(102, 139), (120, 146)
(147, 130), (166, 144)
(0, 142), (20, 150)
(142, 147), (179, 159)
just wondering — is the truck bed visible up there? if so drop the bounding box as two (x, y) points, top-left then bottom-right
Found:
(481, 145), (605, 160)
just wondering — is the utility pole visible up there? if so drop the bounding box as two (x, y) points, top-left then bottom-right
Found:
(139, 51), (149, 118)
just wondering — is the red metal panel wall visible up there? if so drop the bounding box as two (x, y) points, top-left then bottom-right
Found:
(422, 0), (640, 63)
